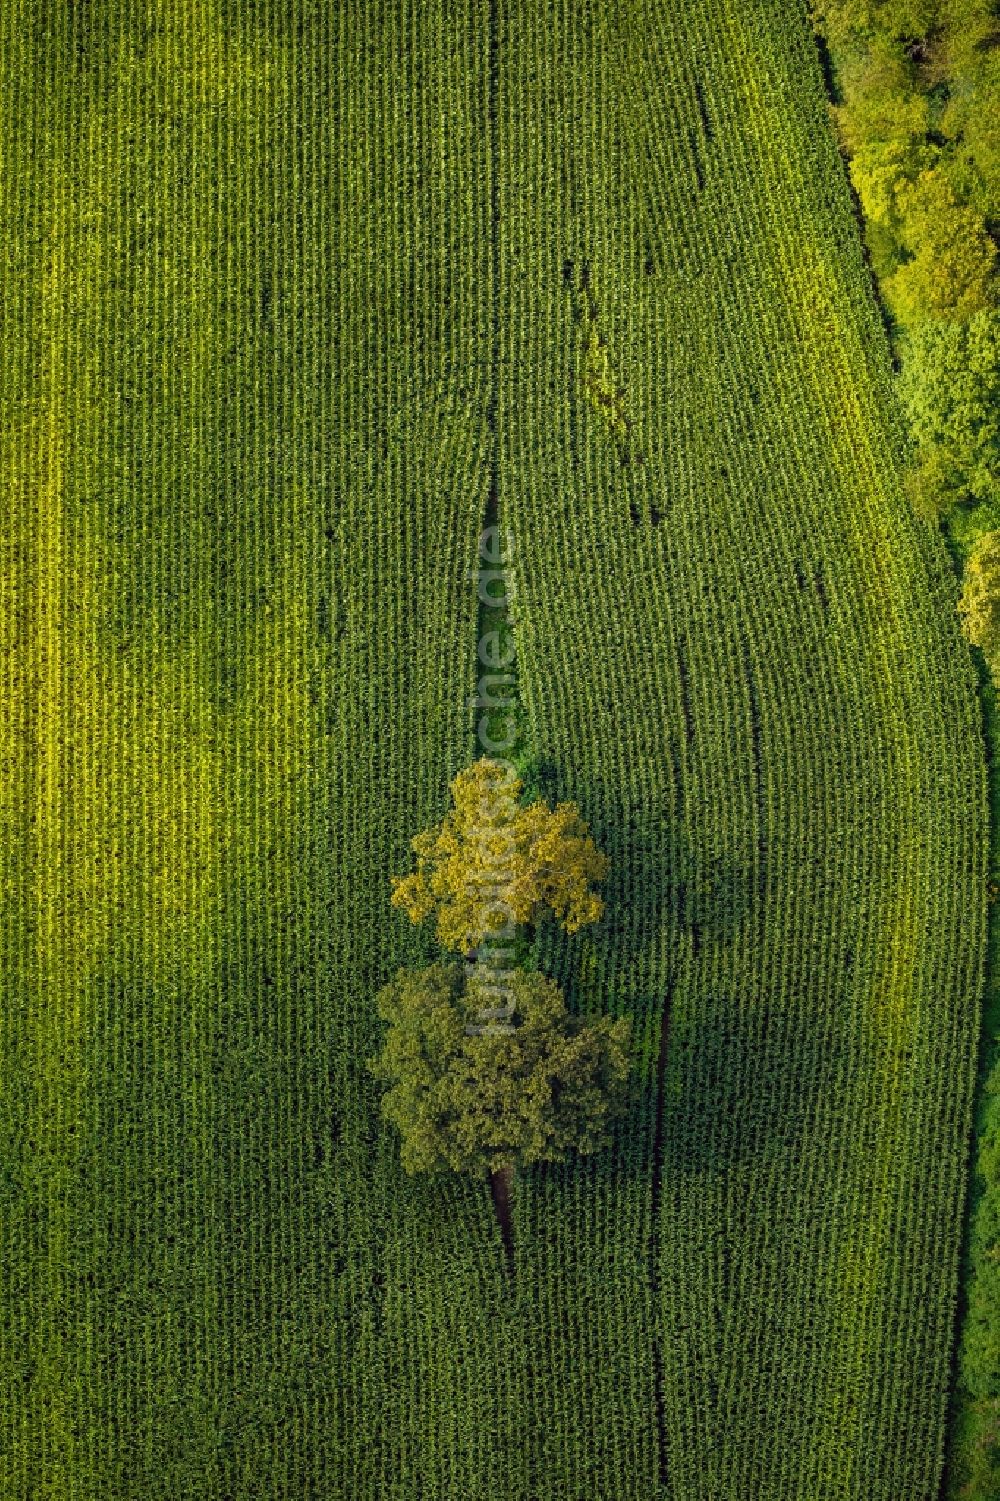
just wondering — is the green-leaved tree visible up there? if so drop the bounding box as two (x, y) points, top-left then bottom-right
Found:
(887, 169), (997, 324)
(959, 529), (1000, 664)
(899, 309), (1000, 515)
(369, 960), (631, 1178)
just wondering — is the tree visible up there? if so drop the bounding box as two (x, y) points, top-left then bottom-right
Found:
(368, 960), (631, 1177)
(378, 758), (629, 1207)
(390, 757), (609, 953)
(899, 309), (1000, 513)
(887, 168), (997, 322)
(959, 530), (1000, 662)
(809, 0), (940, 49)
(834, 39), (931, 160)
(847, 138), (933, 280)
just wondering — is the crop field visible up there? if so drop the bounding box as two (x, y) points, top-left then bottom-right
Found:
(0, 0), (988, 1499)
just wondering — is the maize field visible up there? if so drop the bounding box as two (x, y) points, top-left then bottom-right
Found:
(0, 0), (988, 1497)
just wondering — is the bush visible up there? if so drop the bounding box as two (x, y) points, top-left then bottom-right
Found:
(958, 529), (1000, 661)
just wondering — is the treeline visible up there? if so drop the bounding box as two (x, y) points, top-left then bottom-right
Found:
(813, 0), (1000, 516)
(809, 5), (1000, 1497)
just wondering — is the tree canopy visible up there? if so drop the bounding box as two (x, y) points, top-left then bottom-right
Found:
(900, 310), (1000, 513)
(375, 759), (630, 1179)
(369, 961), (631, 1176)
(810, 0), (1000, 520)
(887, 170), (997, 325)
(390, 756), (609, 953)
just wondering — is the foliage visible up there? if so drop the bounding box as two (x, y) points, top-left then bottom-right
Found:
(899, 311), (1000, 513)
(833, 42), (931, 161)
(810, 0), (940, 45)
(812, 0), (999, 521)
(887, 170), (997, 323)
(390, 756), (609, 953)
(848, 136), (932, 239)
(369, 961), (631, 1176)
(959, 531), (1000, 662)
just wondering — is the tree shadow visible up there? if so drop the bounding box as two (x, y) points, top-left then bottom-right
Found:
(552, 978), (854, 1209)
(527, 761), (852, 1187)
(657, 989), (851, 1176)
(543, 763), (756, 967)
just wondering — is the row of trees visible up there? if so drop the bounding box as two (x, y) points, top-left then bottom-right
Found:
(811, 0), (1000, 516)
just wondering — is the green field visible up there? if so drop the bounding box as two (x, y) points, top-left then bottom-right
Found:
(0, 0), (989, 1497)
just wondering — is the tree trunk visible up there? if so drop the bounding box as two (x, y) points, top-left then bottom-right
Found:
(489, 1163), (514, 1274)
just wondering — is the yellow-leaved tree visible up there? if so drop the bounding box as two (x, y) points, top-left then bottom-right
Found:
(390, 756), (609, 953)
